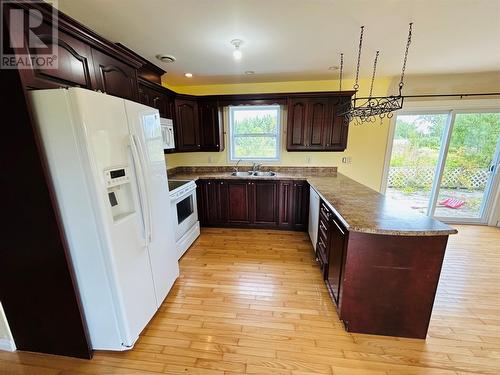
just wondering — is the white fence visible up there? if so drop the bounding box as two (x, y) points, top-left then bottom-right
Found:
(388, 167), (490, 190)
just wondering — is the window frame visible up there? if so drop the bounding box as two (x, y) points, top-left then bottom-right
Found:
(381, 98), (500, 226)
(228, 105), (282, 163)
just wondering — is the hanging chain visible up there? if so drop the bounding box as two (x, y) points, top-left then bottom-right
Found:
(339, 53), (344, 92)
(369, 50), (379, 98)
(399, 22), (413, 90)
(353, 26), (364, 91)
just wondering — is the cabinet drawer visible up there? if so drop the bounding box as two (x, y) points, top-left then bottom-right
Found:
(320, 202), (331, 221)
(317, 243), (328, 280)
(317, 235), (328, 263)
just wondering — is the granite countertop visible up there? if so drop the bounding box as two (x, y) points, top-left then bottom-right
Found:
(168, 167), (457, 236)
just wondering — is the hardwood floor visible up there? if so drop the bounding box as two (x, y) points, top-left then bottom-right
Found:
(1, 225), (500, 374)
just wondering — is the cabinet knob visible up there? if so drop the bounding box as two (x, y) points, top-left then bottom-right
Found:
(220, 182), (224, 184)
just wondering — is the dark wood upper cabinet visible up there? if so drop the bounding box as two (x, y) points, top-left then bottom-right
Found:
(91, 48), (138, 101)
(138, 81), (174, 119)
(175, 98), (200, 152)
(199, 100), (224, 151)
(14, 23), (96, 90)
(326, 100), (349, 151)
(287, 96), (350, 152)
(287, 99), (308, 150)
(308, 98), (330, 149)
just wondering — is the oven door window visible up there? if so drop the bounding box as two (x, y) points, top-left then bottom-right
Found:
(176, 195), (193, 224)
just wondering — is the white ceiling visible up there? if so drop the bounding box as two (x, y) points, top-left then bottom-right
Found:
(57, 0), (500, 86)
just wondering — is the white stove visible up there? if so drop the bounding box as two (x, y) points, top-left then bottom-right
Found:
(168, 180), (200, 259)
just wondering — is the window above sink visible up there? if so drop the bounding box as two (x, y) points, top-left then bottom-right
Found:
(228, 105), (281, 163)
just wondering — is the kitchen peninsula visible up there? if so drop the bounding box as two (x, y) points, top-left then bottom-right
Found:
(169, 166), (457, 339)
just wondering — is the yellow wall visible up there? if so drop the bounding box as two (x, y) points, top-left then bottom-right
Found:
(163, 77), (393, 191)
(162, 71), (500, 192)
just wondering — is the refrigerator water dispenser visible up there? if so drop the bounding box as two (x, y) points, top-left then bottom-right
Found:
(104, 167), (135, 221)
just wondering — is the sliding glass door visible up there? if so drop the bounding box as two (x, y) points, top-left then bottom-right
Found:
(385, 109), (500, 223)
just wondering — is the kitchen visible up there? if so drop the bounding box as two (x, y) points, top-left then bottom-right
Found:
(1, 1), (500, 374)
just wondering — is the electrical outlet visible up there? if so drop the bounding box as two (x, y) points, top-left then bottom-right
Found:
(342, 156), (352, 164)
(208, 156), (213, 163)
(305, 156), (311, 164)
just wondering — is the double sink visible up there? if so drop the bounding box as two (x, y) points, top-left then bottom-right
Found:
(231, 171), (277, 177)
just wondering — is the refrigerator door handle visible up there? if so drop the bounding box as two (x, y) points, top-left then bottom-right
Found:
(129, 135), (149, 246)
(131, 134), (153, 244)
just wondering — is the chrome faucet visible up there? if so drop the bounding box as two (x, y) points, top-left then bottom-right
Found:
(252, 162), (262, 173)
(233, 159), (242, 173)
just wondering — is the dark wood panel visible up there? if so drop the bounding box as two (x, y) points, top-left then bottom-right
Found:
(326, 99), (349, 151)
(292, 181), (309, 230)
(287, 99), (307, 149)
(91, 48), (138, 101)
(252, 181), (278, 226)
(6, 14), (95, 90)
(308, 98), (329, 148)
(199, 100), (223, 151)
(175, 98), (200, 152)
(278, 181), (293, 227)
(227, 181), (251, 224)
(0, 59), (91, 358)
(326, 216), (347, 303)
(339, 233), (449, 339)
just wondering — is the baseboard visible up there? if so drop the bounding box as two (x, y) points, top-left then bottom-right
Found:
(0, 338), (16, 352)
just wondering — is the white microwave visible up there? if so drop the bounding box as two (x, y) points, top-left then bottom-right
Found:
(160, 118), (175, 150)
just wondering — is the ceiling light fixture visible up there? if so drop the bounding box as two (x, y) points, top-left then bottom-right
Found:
(244, 70), (255, 75)
(337, 23), (414, 125)
(156, 54), (176, 64)
(328, 66), (339, 71)
(231, 39), (243, 60)
(184, 73), (193, 78)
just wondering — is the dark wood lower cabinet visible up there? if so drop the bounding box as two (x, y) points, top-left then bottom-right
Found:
(279, 180), (309, 231)
(315, 198), (450, 339)
(251, 181), (279, 227)
(227, 181), (252, 224)
(198, 179), (306, 230)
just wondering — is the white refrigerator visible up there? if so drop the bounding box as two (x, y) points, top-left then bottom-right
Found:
(29, 87), (179, 351)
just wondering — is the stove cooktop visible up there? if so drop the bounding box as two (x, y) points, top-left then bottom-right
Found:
(168, 180), (192, 191)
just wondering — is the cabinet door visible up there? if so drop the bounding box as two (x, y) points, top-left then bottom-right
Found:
(196, 181), (208, 225)
(307, 98), (330, 150)
(175, 98), (200, 152)
(227, 181), (251, 224)
(252, 181), (279, 226)
(278, 181), (294, 227)
(92, 48), (138, 101)
(17, 23), (96, 90)
(286, 98), (308, 150)
(197, 180), (228, 225)
(292, 181), (309, 230)
(327, 216), (347, 303)
(138, 84), (152, 107)
(206, 180), (228, 224)
(325, 99), (349, 151)
(199, 100), (223, 151)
